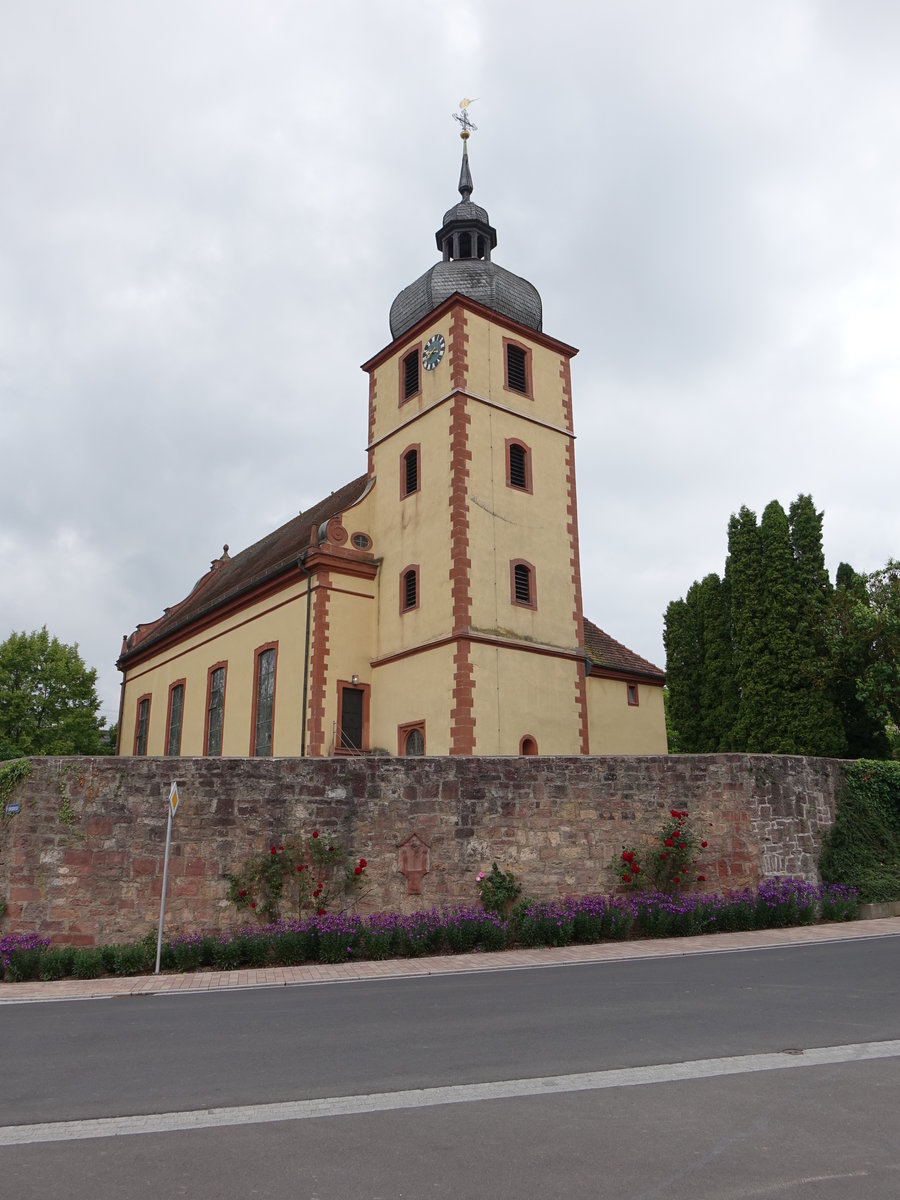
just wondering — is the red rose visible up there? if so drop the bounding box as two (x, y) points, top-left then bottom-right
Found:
(354, 866), (362, 876)
(317, 907), (326, 916)
(679, 843), (686, 850)
(278, 845), (283, 852)
(250, 901), (257, 909)
(622, 874), (632, 883)
(359, 858), (367, 868)
(661, 852), (668, 860)
(328, 845), (335, 853)
(697, 875), (706, 882)
(270, 846), (277, 855)
(633, 865), (640, 874)
(701, 841), (708, 848)
(665, 838), (674, 847)
(312, 830), (319, 838)
(670, 810), (679, 819)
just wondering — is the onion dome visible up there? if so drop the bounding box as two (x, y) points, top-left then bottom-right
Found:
(389, 141), (543, 339)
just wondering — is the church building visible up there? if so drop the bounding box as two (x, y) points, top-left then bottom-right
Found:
(116, 125), (666, 759)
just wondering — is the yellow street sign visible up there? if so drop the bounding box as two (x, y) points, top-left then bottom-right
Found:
(169, 781), (180, 816)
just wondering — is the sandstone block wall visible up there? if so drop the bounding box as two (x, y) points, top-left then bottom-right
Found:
(0, 754), (846, 946)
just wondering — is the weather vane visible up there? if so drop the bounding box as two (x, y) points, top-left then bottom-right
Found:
(452, 97), (478, 139)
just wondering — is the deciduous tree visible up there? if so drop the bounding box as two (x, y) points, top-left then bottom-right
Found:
(0, 628), (110, 759)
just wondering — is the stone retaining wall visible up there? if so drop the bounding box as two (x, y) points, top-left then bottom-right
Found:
(0, 754), (846, 946)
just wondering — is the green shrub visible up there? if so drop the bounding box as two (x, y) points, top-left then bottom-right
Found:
(71, 948), (104, 979)
(271, 929), (312, 966)
(39, 947), (76, 980)
(819, 761), (900, 902)
(3, 946), (44, 982)
(112, 940), (155, 976)
(476, 863), (521, 915)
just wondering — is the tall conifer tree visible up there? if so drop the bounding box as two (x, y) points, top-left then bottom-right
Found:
(697, 572), (739, 749)
(664, 494), (890, 758)
(663, 591), (704, 752)
(787, 495), (846, 756)
(725, 505), (764, 751)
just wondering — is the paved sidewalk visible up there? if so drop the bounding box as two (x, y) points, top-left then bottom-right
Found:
(2, 916), (898, 1004)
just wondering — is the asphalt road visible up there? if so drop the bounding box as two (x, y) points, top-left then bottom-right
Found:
(2, 937), (899, 1199)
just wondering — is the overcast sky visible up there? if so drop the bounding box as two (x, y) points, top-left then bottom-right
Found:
(2, 1), (898, 728)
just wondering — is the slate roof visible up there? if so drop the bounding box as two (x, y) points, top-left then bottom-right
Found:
(120, 474), (370, 662)
(583, 618), (665, 682)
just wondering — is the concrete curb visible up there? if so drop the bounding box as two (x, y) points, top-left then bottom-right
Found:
(857, 900), (900, 920)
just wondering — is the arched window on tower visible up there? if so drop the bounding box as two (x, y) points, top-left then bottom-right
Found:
(401, 566), (419, 612)
(504, 339), (532, 396)
(400, 445), (420, 498)
(510, 560), (536, 609)
(506, 440), (532, 492)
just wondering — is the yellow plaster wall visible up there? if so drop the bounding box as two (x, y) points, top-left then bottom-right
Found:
(370, 317), (454, 445)
(586, 676), (668, 754)
(465, 402), (577, 648)
(463, 317), (572, 431)
(120, 577), (311, 757)
(370, 403), (454, 658)
(369, 644), (456, 755)
(469, 641), (584, 755)
(317, 579), (377, 754)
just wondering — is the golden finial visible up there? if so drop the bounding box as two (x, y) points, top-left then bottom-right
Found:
(452, 97), (478, 140)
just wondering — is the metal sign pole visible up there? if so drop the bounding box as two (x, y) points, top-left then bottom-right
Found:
(155, 782), (179, 975)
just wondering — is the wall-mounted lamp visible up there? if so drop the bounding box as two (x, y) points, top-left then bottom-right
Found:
(351, 674), (359, 686)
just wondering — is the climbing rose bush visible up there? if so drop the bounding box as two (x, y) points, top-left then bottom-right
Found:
(612, 810), (708, 893)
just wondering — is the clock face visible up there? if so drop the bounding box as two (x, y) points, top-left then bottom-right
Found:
(422, 332), (445, 371)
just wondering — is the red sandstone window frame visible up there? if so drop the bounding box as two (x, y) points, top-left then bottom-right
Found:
(400, 443), (421, 499)
(203, 662), (227, 756)
(505, 437), (533, 493)
(510, 558), (537, 610)
(398, 720), (426, 756)
(133, 693), (151, 756)
(400, 564), (420, 613)
(250, 642), (278, 756)
(335, 679), (371, 754)
(164, 678), (186, 757)
(519, 734), (538, 755)
(627, 683), (640, 707)
(399, 343), (422, 406)
(503, 336), (533, 399)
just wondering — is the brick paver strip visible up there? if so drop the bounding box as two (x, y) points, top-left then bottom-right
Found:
(2, 917), (898, 1004)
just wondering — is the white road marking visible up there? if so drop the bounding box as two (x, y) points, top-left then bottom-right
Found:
(2, 1039), (899, 1146)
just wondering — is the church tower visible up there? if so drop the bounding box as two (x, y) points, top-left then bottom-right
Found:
(115, 111), (666, 760)
(362, 116), (589, 755)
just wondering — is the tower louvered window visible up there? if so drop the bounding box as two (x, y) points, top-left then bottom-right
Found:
(508, 443), (527, 489)
(403, 350), (419, 400)
(506, 344), (528, 394)
(512, 562), (534, 607)
(403, 447), (418, 496)
(402, 568), (418, 611)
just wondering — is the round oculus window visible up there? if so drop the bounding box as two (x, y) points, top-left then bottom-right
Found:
(352, 532), (372, 550)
